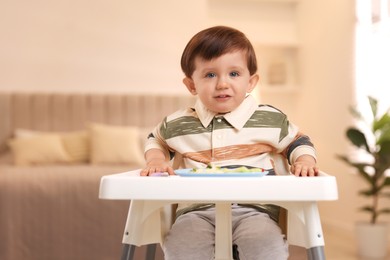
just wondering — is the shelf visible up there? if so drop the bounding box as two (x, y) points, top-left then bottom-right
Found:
(255, 45), (299, 93)
(207, 0), (301, 94)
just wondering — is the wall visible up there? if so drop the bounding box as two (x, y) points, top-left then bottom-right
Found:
(0, 0), (209, 94)
(255, 0), (359, 232)
(296, 0), (362, 232)
(0, 0), (363, 231)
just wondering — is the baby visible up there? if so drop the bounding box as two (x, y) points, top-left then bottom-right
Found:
(141, 26), (318, 260)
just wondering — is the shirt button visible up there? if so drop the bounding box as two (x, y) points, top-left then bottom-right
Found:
(217, 118), (222, 123)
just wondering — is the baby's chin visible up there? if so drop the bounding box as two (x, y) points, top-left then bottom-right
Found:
(208, 108), (232, 114)
(204, 102), (239, 114)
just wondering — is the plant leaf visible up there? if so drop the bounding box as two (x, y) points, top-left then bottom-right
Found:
(378, 140), (390, 154)
(377, 208), (390, 215)
(336, 155), (375, 184)
(349, 106), (364, 121)
(360, 206), (374, 213)
(383, 177), (390, 186)
(378, 130), (390, 150)
(359, 189), (375, 196)
(374, 113), (390, 132)
(346, 128), (370, 152)
(368, 96), (378, 119)
(377, 147), (390, 172)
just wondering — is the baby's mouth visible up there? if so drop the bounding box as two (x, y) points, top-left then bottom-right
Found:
(215, 94), (231, 98)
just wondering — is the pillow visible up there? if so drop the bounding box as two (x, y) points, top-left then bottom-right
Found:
(14, 128), (39, 138)
(8, 134), (71, 166)
(61, 131), (90, 162)
(89, 123), (144, 165)
(14, 129), (90, 163)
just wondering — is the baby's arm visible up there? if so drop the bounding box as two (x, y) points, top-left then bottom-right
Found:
(140, 148), (175, 176)
(290, 154), (319, 177)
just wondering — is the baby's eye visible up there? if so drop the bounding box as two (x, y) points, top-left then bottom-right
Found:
(230, 71), (239, 77)
(205, 72), (216, 78)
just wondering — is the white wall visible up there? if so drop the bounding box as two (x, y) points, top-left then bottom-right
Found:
(296, 0), (362, 232)
(255, 0), (360, 232)
(0, 0), (209, 94)
(0, 0), (363, 231)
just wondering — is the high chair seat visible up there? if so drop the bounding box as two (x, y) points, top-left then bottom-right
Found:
(99, 169), (338, 260)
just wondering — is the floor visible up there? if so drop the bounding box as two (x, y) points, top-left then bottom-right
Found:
(289, 223), (389, 260)
(322, 224), (358, 260)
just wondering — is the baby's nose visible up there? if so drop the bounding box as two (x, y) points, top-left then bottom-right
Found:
(216, 80), (229, 89)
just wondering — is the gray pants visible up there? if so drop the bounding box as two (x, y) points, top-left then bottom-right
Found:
(163, 205), (289, 260)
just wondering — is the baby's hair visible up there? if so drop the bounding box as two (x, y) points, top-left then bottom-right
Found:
(181, 26), (257, 78)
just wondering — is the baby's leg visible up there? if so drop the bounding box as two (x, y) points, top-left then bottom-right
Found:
(163, 209), (215, 260)
(232, 207), (289, 260)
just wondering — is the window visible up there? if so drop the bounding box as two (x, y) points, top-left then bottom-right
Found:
(355, 0), (390, 115)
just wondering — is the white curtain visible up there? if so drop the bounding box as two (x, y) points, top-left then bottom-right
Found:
(355, 0), (390, 115)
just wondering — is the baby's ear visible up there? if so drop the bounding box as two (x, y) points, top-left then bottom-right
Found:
(183, 77), (197, 95)
(247, 74), (259, 93)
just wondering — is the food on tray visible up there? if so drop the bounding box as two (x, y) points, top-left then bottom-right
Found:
(190, 165), (265, 174)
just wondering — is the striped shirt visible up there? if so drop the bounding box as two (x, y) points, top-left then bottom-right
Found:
(145, 95), (316, 219)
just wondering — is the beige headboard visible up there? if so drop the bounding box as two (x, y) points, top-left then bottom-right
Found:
(0, 92), (196, 152)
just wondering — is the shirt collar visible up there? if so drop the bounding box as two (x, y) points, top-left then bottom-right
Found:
(194, 95), (258, 130)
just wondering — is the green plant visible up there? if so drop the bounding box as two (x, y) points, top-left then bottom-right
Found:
(337, 96), (390, 224)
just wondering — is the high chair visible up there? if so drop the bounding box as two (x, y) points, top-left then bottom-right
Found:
(121, 207), (288, 260)
(99, 155), (338, 260)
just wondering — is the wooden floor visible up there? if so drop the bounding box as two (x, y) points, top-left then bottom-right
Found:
(322, 224), (358, 260)
(288, 223), (355, 260)
(289, 223), (389, 260)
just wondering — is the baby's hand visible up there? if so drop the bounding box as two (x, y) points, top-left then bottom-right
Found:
(140, 159), (175, 176)
(141, 149), (175, 176)
(290, 155), (319, 177)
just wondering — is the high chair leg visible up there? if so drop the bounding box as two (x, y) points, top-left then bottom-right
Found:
(121, 244), (135, 260)
(145, 244), (157, 260)
(307, 246), (325, 260)
(121, 244), (157, 260)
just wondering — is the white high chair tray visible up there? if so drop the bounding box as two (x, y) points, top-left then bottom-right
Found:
(99, 170), (338, 201)
(99, 170), (338, 260)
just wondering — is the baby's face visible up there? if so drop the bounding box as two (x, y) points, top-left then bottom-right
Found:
(185, 50), (258, 114)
